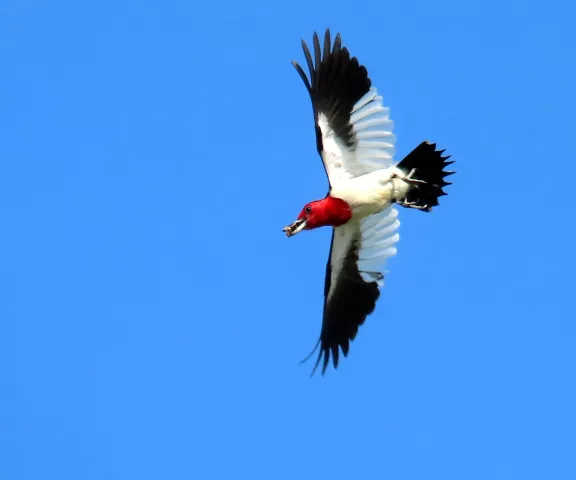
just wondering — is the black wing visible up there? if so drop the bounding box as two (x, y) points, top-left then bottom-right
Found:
(292, 29), (373, 185)
(309, 226), (381, 375)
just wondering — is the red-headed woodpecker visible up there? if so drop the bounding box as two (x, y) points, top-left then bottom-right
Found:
(284, 30), (454, 375)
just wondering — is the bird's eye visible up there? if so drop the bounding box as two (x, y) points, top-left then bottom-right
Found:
(305, 206), (312, 214)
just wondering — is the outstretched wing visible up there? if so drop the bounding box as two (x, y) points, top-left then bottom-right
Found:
(311, 207), (401, 374)
(292, 29), (396, 186)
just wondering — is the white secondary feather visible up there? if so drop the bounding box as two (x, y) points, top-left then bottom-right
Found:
(357, 207), (400, 287)
(327, 205), (400, 298)
(318, 88), (396, 185)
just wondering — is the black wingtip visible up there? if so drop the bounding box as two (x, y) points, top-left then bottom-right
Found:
(310, 349), (323, 377)
(306, 344), (330, 377)
(292, 29), (373, 158)
(322, 347), (330, 374)
(306, 343), (345, 377)
(300, 338), (329, 378)
(323, 29), (331, 54)
(299, 338), (321, 366)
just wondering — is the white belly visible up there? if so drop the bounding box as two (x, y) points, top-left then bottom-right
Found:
(330, 167), (409, 219)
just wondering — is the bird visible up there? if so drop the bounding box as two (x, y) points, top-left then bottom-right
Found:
(283, 29), (454, 375)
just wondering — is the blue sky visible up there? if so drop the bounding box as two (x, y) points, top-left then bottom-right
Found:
(1, 0), (575, 478)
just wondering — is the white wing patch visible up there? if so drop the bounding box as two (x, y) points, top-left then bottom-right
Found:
(318, 88), (396, 185)
(357, 206), (400, 287)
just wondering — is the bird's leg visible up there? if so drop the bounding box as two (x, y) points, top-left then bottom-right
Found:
(396, 199), (429, 210)
(403, 168), (426, 185)
(393, 168), (426, 185)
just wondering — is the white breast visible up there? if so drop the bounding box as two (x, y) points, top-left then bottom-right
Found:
(330, 167), (409, 219)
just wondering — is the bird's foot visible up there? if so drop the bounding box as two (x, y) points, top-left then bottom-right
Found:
(403, 168), (426, 185)
(396, 199), (429, 210)
(393, 168), (426, 185)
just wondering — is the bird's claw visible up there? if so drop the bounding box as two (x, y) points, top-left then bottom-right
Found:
(396, 199), (429, 210)
(394, 168), (426, 185)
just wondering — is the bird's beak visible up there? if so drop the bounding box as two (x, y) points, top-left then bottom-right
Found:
(283, 218), (307, 237)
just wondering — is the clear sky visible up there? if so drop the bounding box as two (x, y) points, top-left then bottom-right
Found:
(1, 1), (575, 479)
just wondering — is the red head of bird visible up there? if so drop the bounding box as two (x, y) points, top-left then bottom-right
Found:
(283, 196), (352, 237)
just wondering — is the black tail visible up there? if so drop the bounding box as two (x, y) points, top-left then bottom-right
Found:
(395, 141), (455, 212)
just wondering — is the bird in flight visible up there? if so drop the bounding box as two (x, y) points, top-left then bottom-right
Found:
(284, 29), (454, 375)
